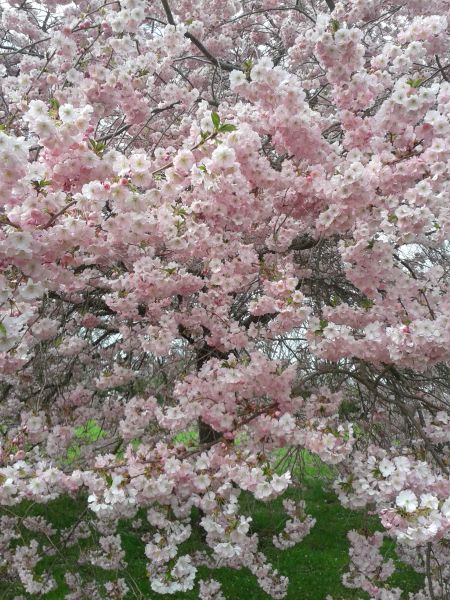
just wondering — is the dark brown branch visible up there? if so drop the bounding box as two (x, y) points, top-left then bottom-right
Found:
(161, 0), (241, 72)
(160, 0), (176, 24)
(426, 542), (437, 600)
(0, 37), (50, 57)
(96, 123), (130, 143)
(289, 235), (319, 252)
(38, 200), (77, 229)
(435, 55), (450, 82)
(184, 32), (239, 72)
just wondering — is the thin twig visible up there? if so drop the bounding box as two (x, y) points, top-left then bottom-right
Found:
(435, 55), (450, 82)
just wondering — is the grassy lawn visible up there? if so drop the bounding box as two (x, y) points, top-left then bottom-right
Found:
(2, 446), (424, 599)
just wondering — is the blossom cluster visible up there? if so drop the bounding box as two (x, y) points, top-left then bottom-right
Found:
(0, 0), (449, 597)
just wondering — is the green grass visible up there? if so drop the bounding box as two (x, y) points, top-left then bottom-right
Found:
(2, 453), (423, 600)
(66, 419), (107, 462)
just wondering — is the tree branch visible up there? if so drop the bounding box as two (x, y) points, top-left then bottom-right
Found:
(161, 0), (242, 72)
(435, 55), (449, 82)
(96, 123), (130, 143)
(38, 200), (77, 229)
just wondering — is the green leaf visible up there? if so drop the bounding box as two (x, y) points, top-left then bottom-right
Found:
(53, 335), (63, 347)
(329, 294), (340, 307)
(372, 467), (383, 479)
(0, 322), (6, 336)
(314, 319), (328, 335)
(330, 19), (340, 33)
(47, 98), (61, 119)
(406, 78), (422, 88)
(173, 206), (187, 217)
(211, 112), (220, 130)
(360, 298), (374, 310)
(353, 423), (364, 438)
(218, 123), (237, 133)
(88, 138), (106, 156)
(243, 59), (253, 76)
(32, 179), (52, 192)
(339, 478), (353, 493)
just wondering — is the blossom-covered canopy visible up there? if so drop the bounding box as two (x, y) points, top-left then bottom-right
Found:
(1, 0), (449, 597)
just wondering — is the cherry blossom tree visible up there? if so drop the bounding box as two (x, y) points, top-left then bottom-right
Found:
(1, 0), (450, 597)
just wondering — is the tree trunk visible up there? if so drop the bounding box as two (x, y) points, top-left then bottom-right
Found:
(196, 338), (227, 444)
